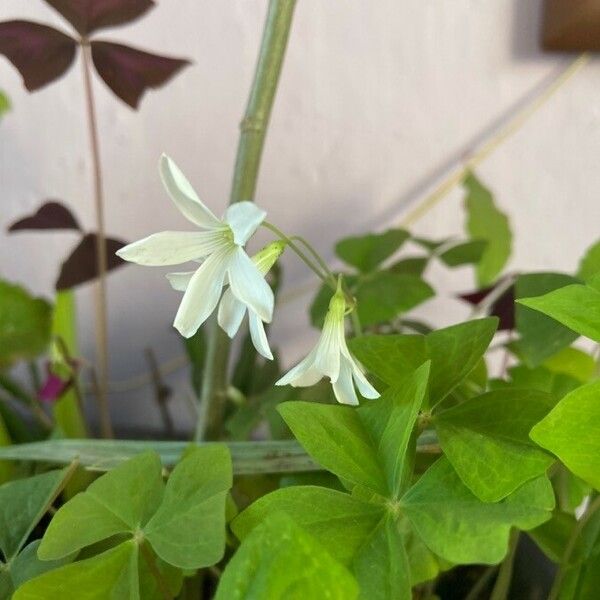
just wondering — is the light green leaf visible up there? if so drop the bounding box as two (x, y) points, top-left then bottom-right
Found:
(232, 486), (383, 565)
(358, 363), (431, 497)
(438, 239), (487, 267)
(530, 380), (600, 490)
(350, 319), (497, 405)
(335, 229), (409, 273)
(353, 518), (411, 600)
(528, 511), (575, 563)
(542, 347), (596, 383)
(144, 445), (232, 569)
(463, 172), (511, 286)
(0, 280), (52, 368)
(14, 541), (139, 600)
(389, 256), (428, 276)
(518, 283), (600, 343)
(0, 468), (72, 562)
(355, 273), (433, 326)
(401, 458), (554, 564)
(39, 452), (164, 560)
(577, 238), (600, 281)
(277, 402), (388, 496)
(434, 389), (556, 501)
(514, 272), (580, 366)
(216, 513), (358, 600)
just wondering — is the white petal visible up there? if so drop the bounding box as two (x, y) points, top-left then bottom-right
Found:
(313, 318), (342, 382)
(224, 201), (266, 246)
(218, 289), (246, 338)
(249, 312), (273, 360)
(166, 271), (195, 292)
(228, 247), (274, 322)
(116, 231), (226, 266)
(332, 359), (359, 406)
(350, 358), (380, 399)
(173, 248), (231, 337)
(159, 154), (223, 229)
(276, 348), (322, 387)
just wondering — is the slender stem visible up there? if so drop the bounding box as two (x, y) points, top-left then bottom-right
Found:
(290, 235), (337, 282)
(490, 530), (519, 600)
(197, 0), (297, 441)
(81, 40), (112, 439)
(549, 494), (600, 600)
(263, 222), (331, 284)
(464, 566), (497, 600)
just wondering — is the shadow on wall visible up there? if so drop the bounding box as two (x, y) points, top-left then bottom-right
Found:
(511, 0), (545, 61)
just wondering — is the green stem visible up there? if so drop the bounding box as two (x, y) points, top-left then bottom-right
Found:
(197, 0), (297, 442)
(290, 235), (337, 282)
(263, 222), (331, 284)
(549, 494), (600, 600)
(490, 529), (519, 600)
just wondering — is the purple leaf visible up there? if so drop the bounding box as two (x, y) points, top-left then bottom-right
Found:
(56, 233), (128, 290)
(91, 40), (190, 108)
(0, 21), (77, 91)
(460, 283), (515, 331)
(39, 371), (69, 403)
(8, 201), (81, 232)
(43, 0), (155, 35)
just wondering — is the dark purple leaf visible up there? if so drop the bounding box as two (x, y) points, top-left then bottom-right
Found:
(43, 0), (155, 35)
(459, 283), (515, 331)
(8, 201), (81, 232)
(39, 372), (69, 403)
(0, 21), (77, 91)
(56, 233), (128, 290)
(91, 40), (190, 108)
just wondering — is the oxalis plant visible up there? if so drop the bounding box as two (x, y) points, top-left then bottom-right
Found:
(1, 1), (600, 599)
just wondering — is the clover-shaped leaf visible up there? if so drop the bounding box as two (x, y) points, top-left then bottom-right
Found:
(8, 201), (81, 232)
(234, 363), (553, 599)
(217, 513), (359, 600)
(0, 466), (76, 596)
(43, 0), (155, 36)
(0, 21), (76, 91)
(19, 447), (232, 597)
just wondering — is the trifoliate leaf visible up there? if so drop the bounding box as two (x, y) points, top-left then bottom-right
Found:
(335, 229), (409, 273)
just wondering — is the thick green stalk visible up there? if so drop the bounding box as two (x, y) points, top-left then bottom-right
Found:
(197, 0), (297, 441)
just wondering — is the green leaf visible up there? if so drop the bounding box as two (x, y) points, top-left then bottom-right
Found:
(577, 238), (600, 281)
(0, 467), (73, 562)
(0, 411), (12, 485)
(232, 486), (383, 565)
(358, 363), (431, 497)
(353, 518), (411, 600)
(530, 380), (600, 490)
(401, 458), (554, 564)
(389, 256), (428, 276)
(542, 347), (596, 383)
(463, 172), (511, 286)
(514, 272), (580, 366)
(528, 511), (575, 563)
(144, 445), (232, 569)
(355, 273), (434, 326)
(518, 283), (600, 343)
(351, 319), (497, 406)
(335, 229), (409, 273)
(39, 452), (164, 560)
(14, 541), (139, 600)
(434, 389), (556, 501)
(277, 402), (388, 496)
(216, 513), (358, 600)
(438, 239), (487, 267)
(0, 280), (52, 368)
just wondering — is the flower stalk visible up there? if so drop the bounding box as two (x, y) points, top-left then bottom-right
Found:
(198, 0), (297, 441)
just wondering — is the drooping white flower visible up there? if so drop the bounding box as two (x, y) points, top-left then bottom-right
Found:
(276, 281), (379, 405)
(116, 154), (273, 338)
(168, 241), (286, 360)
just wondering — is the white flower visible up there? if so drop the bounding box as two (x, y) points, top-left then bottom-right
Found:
(276, 282), (379, 405)
(116, 154), (273, 338)
(168, 241), (285, 360)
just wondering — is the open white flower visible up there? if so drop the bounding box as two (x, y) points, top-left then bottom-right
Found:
(116, 154), (273, 338)
(276, 281), (379, 405)
(168, 241), (285, 360)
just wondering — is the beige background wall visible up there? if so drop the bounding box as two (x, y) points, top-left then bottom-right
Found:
(1, 1), (599, 430)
